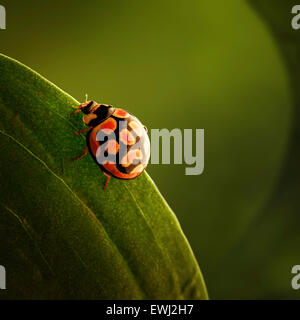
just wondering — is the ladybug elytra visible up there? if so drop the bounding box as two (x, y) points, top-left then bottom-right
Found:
(71, 100), (150, 190)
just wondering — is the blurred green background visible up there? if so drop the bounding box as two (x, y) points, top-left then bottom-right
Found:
(1, 0), (298, 299)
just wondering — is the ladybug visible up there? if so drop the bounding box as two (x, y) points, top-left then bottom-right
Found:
(71, 99), (150, 190)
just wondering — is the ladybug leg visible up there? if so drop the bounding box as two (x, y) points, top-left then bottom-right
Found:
(72, 145), (88, 161)
(103, 173), (111, 190)
(74, 127), (92, 135)
(71, 107), (82, 115)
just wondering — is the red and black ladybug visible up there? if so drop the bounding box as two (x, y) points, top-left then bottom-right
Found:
(71, 99), (150, 189)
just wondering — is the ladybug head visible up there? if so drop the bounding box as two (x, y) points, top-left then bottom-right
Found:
(71, 100), (98, 116)
(71, 101), (115, 127)
(79, 101), (98, 114)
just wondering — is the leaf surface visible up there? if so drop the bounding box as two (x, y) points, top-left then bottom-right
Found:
(0, 54), (207, 299)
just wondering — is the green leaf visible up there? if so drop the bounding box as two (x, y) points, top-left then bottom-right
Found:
(0, 53), (207, 299)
